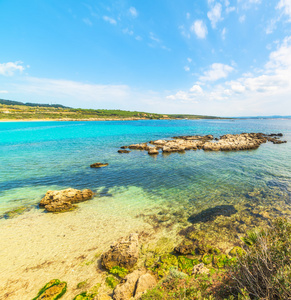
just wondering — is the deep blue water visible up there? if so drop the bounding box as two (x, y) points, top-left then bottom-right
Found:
(0, 119), (290, 214)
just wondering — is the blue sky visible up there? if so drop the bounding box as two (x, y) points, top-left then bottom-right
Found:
(0, 0), (290, 116)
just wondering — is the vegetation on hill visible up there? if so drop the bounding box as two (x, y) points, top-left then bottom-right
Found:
(0, 99), (222, 121)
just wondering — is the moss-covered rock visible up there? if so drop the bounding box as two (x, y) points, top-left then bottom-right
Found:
(178, 256), (199, 275)
(105, 275), (119, 289)
(109, 266), (129, 278)
(32, 279), (67, 300)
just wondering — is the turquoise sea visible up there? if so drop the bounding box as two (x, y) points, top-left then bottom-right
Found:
(0, 119), (291, 216)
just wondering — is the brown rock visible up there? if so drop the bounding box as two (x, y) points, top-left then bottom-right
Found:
(113, 269), (145, 300)
(128, 143), (148, 150)
(101, 233), (139, 270)
(118, 150), (131, 153)
(174, 243), (195, 255)
(134, 273), (157, 298)
(90, 162), (109, 168)
(148, 148), (159, 155)
(39, 188), (94, 212)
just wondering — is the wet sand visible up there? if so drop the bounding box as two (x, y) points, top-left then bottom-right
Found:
(0, 198), (157, 300)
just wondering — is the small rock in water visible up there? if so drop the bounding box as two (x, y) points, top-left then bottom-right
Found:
(90, 162), (109, 168)
(118, 149), (131, 153)
(39, 188), (94, 213)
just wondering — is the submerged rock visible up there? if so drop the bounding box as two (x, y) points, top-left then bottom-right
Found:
(90, 162), (109, 168)
(40, 188), (94, 213)
(101, 233), (139, 270)
(32, 279), (67, 300)
(118, 150), (131, 153)
(188, 205), (238, 224)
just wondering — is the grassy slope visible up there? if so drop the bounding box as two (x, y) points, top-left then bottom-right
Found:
(0, 99), (221, 120)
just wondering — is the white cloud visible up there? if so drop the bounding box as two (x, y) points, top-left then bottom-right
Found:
(239, 15), (246, 23)
(123, 28), (134, 35)
(0, 90), (8, 94)
(103, 16), (117, 25)
(226, 6), (236, 13)
(199, 63), (234, 81)
(0, 61), (25, 76)
(186, 12), (191, 19)
(135, 36), (142, 41)
(129, 7), (138, 18)
(184, 66), (190, 72)
(166, 36), (291, 116)
(179, 25), (191, 39)
(149, 32), (160, 43)
(83, 18), (92, 26)
(187, 58), (192, 63)
(207, 3), (223, 28)
(190, 85), (203, 93)
(191, 20), (208, 39)
(277, 0), (291, 21)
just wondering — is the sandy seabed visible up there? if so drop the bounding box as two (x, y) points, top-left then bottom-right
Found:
(0, 197), (158, 300)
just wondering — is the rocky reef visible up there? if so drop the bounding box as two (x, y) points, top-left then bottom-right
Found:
(118, 132), (286, 155)
(39, 188), (94, 212)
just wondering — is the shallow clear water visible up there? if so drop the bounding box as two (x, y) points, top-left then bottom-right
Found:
(0, 119), (290, 215)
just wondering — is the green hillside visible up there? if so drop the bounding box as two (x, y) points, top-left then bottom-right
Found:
(0, 99), (222, 120)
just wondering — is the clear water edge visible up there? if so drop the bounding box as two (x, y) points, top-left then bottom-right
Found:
(0, 119), (290, 218)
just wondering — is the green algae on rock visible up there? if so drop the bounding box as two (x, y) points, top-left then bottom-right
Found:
(109, 266), (129, 278)
(105, 275), (119, 289)
(32, 279), (67, 300)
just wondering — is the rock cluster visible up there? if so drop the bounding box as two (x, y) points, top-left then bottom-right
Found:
(39, 188), (94, 212)
(117, 133), (286, 155)
(113, 270), (157, 300)
(101, 233), (139, 270)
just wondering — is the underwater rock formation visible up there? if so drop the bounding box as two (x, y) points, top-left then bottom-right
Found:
(101, 233), (139, 270)
(188, 205), (238, 224)
(39, 188), (94, 212)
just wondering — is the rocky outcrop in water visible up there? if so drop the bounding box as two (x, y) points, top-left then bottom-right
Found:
(90, 162), (109, 168)
(39, 188), (94, 212)
(101, 233), (139, 270)
(118, 133), (286, 155)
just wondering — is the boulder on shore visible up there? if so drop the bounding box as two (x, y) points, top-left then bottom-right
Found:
(39, 188), (94, 213)
(101, 233), (139, 270)
(113, 270), (157, 300)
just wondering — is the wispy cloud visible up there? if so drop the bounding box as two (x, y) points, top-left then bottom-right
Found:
(239, 15), (246, 23)
(103, 16), (117, 25)
(184, 66), (190, 72)
(207, 3), (223, 28)
(277, 0), (291, 21)
(123, 28), (134, 35)
(0, 61), (25, 76)
(191, 20), (208, 39)
(221, 27), (226, 40)
(129, 7), (138, 18)
(0, 90), (9, 94)
(83, 18), (92, 26)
